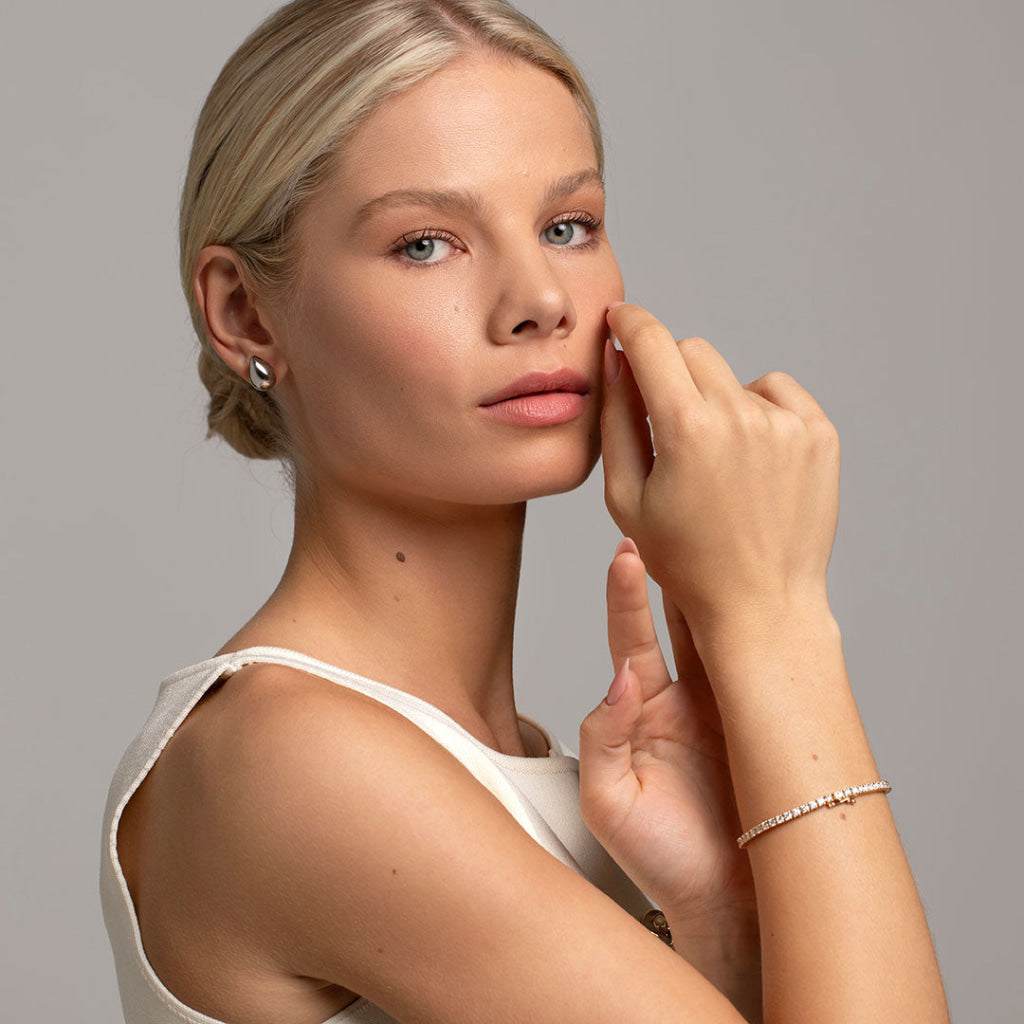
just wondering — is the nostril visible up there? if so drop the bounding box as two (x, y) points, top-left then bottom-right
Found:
(511, 320), (536, 335)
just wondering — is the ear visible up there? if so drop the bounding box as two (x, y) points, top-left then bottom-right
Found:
(192, 246), (288, 385)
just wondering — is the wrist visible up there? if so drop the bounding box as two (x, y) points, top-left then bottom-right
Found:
(686, 605), (880, 838)
(688, 596), (841, 681)
(664, 904), (762, 1022)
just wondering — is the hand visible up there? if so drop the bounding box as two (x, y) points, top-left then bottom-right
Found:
(579, 540), (755, 922)
(601, 303), (840, 633)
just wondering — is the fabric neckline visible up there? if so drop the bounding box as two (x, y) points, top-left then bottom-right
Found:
(168, 645), (577, 768)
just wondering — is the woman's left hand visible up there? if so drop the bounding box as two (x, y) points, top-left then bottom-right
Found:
(579, 540), (757, 933)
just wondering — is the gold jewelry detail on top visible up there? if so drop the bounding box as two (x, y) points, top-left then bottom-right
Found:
(736, 780), (892, 849)
(641, 909), (674, 948)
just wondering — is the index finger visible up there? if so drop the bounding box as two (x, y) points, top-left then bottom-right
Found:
(607, 303), (701, 428)
(607, 539), (674, 700)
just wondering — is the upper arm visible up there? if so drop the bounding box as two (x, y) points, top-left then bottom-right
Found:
(185, 668), (745, 1024)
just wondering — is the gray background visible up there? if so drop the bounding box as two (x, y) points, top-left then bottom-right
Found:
(2, 1), (1020, 1019)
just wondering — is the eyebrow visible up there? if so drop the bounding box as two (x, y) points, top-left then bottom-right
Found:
(353, 168), (605, 226)
(542, 168), (605, 206)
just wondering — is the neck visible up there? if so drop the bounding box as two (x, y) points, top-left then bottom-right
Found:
(238, 475), (532, 755)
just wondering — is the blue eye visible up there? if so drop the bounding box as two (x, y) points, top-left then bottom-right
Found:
(542, 215), (599, 248)
(403, 236), (454, 263)
(544, 222), (581, 245)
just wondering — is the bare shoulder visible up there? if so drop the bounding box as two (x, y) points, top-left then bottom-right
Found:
(174, 659), (498, 860)
(172, 659), (444, 796)
(123, 662), (742, 1024)
(119, 661), (467, 1020)
(138, 659), (482, 892)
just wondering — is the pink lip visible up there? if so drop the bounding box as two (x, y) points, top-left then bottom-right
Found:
(480, 369), (590, 407)
(479, 369), (590, 428)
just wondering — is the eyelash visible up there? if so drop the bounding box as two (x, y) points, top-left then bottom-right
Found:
(389, 227), (461, 262)
(542, 210), (603, 246)
(388, 211), (604, 266)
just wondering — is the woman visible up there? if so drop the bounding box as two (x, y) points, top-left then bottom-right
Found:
(101, 1), (949, 1021)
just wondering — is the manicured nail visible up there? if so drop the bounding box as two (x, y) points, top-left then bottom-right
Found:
(605, 657), (630, 706)
(615, 537), (640, 558)
(603, 337), (621, 384)
(607, 301), (625, 312)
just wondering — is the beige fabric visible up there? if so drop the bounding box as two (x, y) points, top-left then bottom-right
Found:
(101, 647), (652, 1023)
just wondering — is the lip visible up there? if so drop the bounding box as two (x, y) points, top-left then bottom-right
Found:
(479, 368), (591, 428)
(479, 368), (590, 407)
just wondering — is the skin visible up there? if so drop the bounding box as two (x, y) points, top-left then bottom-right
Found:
(188, 53), (622, 756)
(117, 52), (949, 1024)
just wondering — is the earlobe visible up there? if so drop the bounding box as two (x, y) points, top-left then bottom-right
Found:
(193, 245), (286, 385)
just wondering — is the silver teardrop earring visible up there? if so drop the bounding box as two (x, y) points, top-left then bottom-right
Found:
(248, 355), (277, 392)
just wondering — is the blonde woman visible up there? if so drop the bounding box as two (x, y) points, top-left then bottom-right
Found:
(101, 1), (949, 1021)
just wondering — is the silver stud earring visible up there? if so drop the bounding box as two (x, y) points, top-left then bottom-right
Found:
(248, 355), (276, 392)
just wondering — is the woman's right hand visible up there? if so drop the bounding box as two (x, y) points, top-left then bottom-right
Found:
(600, 303), (841, 637)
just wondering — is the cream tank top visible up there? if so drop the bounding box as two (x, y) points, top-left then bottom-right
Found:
(101, 647), (653, 1024)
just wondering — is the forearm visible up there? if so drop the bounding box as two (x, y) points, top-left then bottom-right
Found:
(692, 604), (948, 1023)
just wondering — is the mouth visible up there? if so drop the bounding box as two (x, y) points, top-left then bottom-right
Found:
(479, 369), (591, 428)
(480, 369), (590, 407)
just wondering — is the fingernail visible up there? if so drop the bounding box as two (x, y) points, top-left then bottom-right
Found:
(605, 657), (630, 706)
(603, 337), (621, 384)
(614, 537), (640, 558)
(605, 302), (625, 323)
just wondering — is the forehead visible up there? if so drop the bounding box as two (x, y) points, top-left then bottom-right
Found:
(331, 54), (598, 204)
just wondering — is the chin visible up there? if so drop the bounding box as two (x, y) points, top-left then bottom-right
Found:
(473, 439), (601, 505)
(528, 454), (599, 500)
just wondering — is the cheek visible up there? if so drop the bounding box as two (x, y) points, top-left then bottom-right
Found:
(569, 252), (625, 328)
(352, 288), (472, 385)
(299, 280), (477, 413)
(597, 249), (626, 303)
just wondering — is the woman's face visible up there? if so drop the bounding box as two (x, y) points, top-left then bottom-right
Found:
(265, 53), (624, 510)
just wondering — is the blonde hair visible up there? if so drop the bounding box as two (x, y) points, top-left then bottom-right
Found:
(180, 0), (603, 460)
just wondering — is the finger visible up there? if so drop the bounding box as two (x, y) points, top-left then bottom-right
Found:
(674, 336), (747, 404)
(601, 352), (653, 525)
(607, 540), (674, 699)
(578, 660), (643, 833)
(606, 303), (700, 429)
(744, 370), (829, 420)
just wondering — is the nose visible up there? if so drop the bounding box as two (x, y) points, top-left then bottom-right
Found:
(486, 248), (577, 344)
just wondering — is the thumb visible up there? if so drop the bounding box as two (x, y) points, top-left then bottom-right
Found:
(578, 659), (643, 837)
